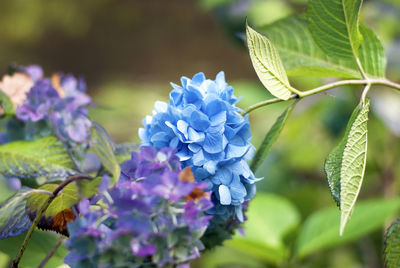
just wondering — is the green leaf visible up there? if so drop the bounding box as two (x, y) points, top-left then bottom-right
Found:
(0, 90), (14, 116)
(259, 15), (362, 78)
(325, 104), (361, 206)
(385, 218), (400, 268)
(89, 122), (120, 184)
(0, 230), (67, 267)
(0, 189), (35, 239)
(26, 178), (99, 236)
(251, 102), (295, 172)
(195, 246), (265, 268)
(0, 136), (76, 179)
(358, 23), (386, 78)
(246, 23), (297, 100)
(307, 0), (363, 59)
(226, 193), (300, 264)
(27, 179), (98, 220)
(27, 184), (77, 218)
(76, 177), (102, 198)
(296, 198), (400, 258)
(339, 99), (369, 235)
(0, 175), (16, 203)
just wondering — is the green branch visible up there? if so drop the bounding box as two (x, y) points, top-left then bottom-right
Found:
(243, 79), (400, 115)
(38, 236), (65, 268)
(11, 174), (93, 268)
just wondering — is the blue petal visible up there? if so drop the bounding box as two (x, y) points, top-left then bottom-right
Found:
(203, 133), (224, 153)
(230, 135), (246, 146)
(194, 167), (210, 180)
(207, 123), (225, 135)
(154, 101), (168, 113)
(181, 104), (197, 119)
(188, 143), (201, 153)
(150, 132), (169, 144)
(204, 160), (217, 174)
(217, 168), (233, 185)
(169, 89), (183, 106)
(244, 183), (256, 200)
(235, 205), (244, 222)
(215, 71), (226, 88)
(222, 135), (228, 150)
(165, 121), (184, 142)
(211, 173), (221, 185)
(210, 111), (226, 126)
(191, 72), (206, 85)
(177, 120), (189, 139)
(193, 149), (206, 166)
(189, 110), (210, 131)
(186, 85), (203, 104)
(230, 175), (247, 201)
(170, 82), (182, 90)
(180, 76), (189, 88)
(219, 185), (231, 205)
(203, 80), (218, 95)
(176, 147), (191, 161)
(226, 144), (250, 159)
(169, 136), (179, 148)
(188, 127), (205, 143)
(205, 99), (226, 117)
(227, 111), (244, 124)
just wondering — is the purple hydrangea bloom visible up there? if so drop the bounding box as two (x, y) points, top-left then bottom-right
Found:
(16, 80), (59, 122)
(13, 66), (92, 145)
(139, 72), (261, 220)
(65, 146), (213, 267)
(21, 65), (44, 82)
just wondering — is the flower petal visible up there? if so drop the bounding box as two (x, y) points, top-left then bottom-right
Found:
(219, 184), (231, 205)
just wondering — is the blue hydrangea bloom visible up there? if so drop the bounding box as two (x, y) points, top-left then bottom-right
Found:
(139, 72), (261, 220)
(65, 146), (213, 267)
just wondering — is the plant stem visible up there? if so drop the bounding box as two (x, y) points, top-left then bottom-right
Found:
(243, 78), (400, 115)
(38, 237), (65, 268)
(11, 174), (92, 268)
(355, 58), (368, 80)
(360, 83), (372, 105)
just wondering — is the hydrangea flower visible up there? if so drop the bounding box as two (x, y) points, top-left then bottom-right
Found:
(65, 146), (213, 267)
(139, 72), (261, 220)
(0, 65), (92, 152)
(0, 72), (34, 109)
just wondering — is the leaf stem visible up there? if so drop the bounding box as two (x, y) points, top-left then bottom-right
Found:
(360, 83), (372, 105)
(38, 236), (65, 268)
(242, 78), (400, 115)
(356, 58), (369, 80)
(11, 174), (92, 268)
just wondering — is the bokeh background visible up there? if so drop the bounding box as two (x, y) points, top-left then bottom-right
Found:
(0, 0), (399, 267)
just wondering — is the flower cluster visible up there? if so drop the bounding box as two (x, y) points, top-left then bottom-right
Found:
(139, 72), (260, 220)
(0, 65), (92, 146)
(65, 146), (213, 267)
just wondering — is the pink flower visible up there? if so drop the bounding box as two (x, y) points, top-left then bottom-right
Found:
(0, 73), (34, 108)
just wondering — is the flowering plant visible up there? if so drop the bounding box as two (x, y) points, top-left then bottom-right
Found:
(0, 1), (400, 267)
(65, 146), (213, 267)
(0, 64), (261, 267)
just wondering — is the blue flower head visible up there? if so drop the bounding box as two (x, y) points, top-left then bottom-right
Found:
(139, 72), (261, 220)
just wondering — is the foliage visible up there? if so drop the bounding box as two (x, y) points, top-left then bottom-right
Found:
(0, 136), (75, 179)
(89, 122), (120, 184)
(0, 189), (35, 239)
(0, 0), (399, 267)
(385, 218), (400, 268)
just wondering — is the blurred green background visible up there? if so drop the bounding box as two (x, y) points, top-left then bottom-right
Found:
(0, 0), (400, 267)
